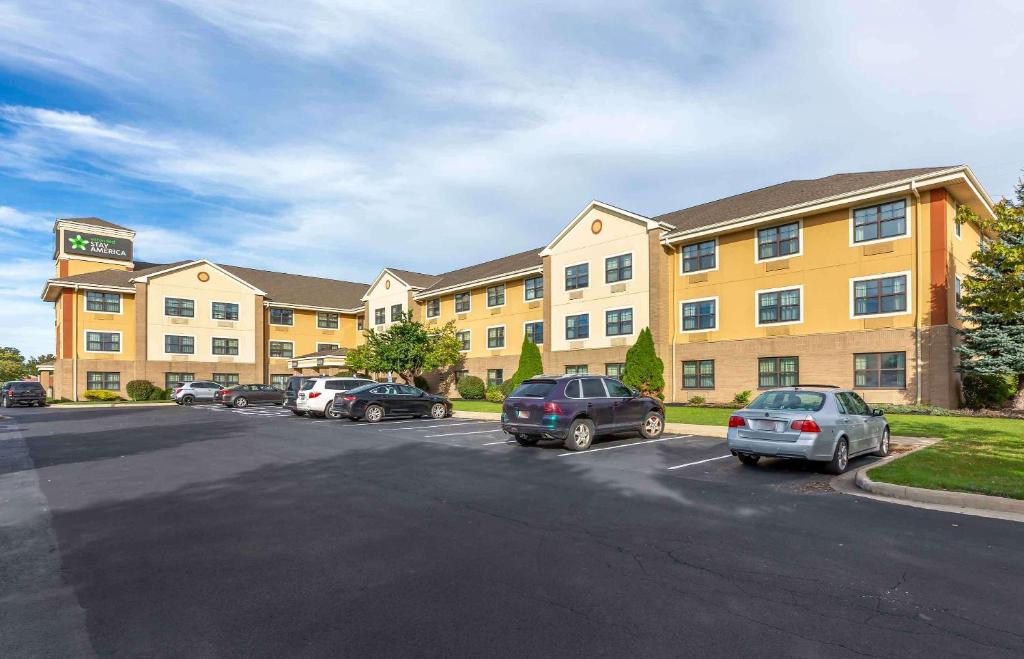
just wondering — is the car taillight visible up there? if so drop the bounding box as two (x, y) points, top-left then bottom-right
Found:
(543, 402), (561, 415)
(343, 395), (356, 401)
(174, 388), (183, 394)
(308, 392), (321, 399)
(727, 415), (746, 428)
(790, 419), (821, 433)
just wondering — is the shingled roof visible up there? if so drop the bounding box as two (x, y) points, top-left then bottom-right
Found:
(57, 217), (134, 232)
(656, 167), (954, 236)
(382, 268), (441, 289)
(417, 246), (544, 296)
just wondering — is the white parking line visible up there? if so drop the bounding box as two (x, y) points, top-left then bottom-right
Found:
(423, 428), (504, 438)
(372, 418), (465, 426)
(556, 434), (692, 456)
(387, 421), (490, 431)
(666, 454), (732, 470)
(482, 439), (515, 446)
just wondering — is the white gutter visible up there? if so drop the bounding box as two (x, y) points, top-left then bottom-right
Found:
(412, 266), (543, 300)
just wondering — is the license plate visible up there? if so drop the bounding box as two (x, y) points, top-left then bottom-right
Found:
(516, 410), (530, 419)
(753, 420), (782, 432)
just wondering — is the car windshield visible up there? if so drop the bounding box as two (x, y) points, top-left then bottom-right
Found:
(510, 381), (556, 398)
(747, 391), (826, 412)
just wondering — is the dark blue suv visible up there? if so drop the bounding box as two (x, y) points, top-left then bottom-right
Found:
(501, 375), (665, 451)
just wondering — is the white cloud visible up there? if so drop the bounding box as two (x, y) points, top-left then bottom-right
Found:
(0, 206), (51, 235)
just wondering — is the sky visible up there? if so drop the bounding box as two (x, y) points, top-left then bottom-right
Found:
(1, 0), (1022, 357)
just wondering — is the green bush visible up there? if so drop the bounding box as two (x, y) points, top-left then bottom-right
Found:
(622, 328), (665, 400)
(732, 390), (752, 406)
(83, 390), (120, 401)
(456, 375), (486, 400)
(687, 395), (706, 405)
(506, 337), (544, 392)
(962, 373), (1015, 409)
(126, 379), (155, 401)
(147, 387), (169, 401)
(499, 379), (517, 397)
(485, 386), (506, 403)
(413, 375), (431, 393)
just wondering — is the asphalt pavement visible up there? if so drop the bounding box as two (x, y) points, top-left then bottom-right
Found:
(1, 404), (1022, 657)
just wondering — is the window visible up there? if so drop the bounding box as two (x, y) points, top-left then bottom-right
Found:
(758, 357), (799, 388)
(269, 308), (293, 325)
(565, 365), (588, 375)
(455, 293), (471, 313)
(270, 374), (290, 389)
(456, 330), (471, 352)
(682, 240), (716, 273)
(374, 308), (385, 325)
(213, 373), (239, 387)
(524, 276), (543, 301)
(487, 284), (505, 307)
(565, 263), (589, 290)
(212, 302), (239, 321)
(581, 379), (606, 397)
(86, 371), (120, 391)
(317, 343), (339, 352)
(165, 335), (195, 354)
(212, 337), (239, 355)
(955, 217), (962, 238)
(487, 326), (505, 349)
(165, 372), (194, 389)
(357, 316), (364, 331)
(605, 254), (632, 283)
(681, 299), (717, 331)
(605, 308), (633, 336)
(390, 304), (403, 322)
(85, 291), (120, 313)
(750, 390), (825, 412)
(955, 275), (962, 310)
(757, 222), (800, 260)
(269, 341), (293, 358)
(757, 288), (801, 325)
(85, 331), (120, 352)
(165, 297), (194, 317)
(524, 321), (544, 345)
(853, 274), (908, 316)
(487, 369), (503, 386)
(604, 379), (632, 397)
(605, 363), (625, 378)
(426, 299), (440, 318)
(682, 360), (715, 389)
(565, 314), (589, 340)
(317, 312), (339, 329)
(853, 199), (906, 243)
(837, 391), (871, 416)
(455, 369), (469, 381)
(854, 352), (906, 389)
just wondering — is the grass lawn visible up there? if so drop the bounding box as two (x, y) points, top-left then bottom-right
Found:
(870, 416), (1024, 500)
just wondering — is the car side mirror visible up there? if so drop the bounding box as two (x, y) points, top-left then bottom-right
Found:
(630, 389), (640, 398)
(872, 408), (884, 417)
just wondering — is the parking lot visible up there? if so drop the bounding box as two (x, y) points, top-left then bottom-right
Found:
(3, 404), (1023, 657)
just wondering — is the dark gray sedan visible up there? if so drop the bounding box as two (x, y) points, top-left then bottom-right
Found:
(215, 384), (283, 408)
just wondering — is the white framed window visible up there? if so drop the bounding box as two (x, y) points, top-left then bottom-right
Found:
(374, 308), (385, 325)
(524, 321), (543, 345)
(850, 197), (910, 246)
(317, 312), (339, 329)
(84, 330), (122, 353)
(269, 308), (293, 326)
(390, 304), (403, 322)
(455, 293), (471, 314)
(85, 291), (121, 314)
(523, 275), (544, 301)
(849, 271), (912, 319)
(165, 335), (195, 354)
(86, 371), (120, 391)
(317, 343), (339, 352)
(679, 297), (718, 333)
(212, 337), (239, 356)
(680, 239), (717, 274)
(164, 297), (195, 318)
(565, 262), (589, 290)
(486, 325), (506, 349)
(604, 308), (634, 336)
(565, 313), (589, 340)
(755, 220), (802, 262)
(426, 298), (440, 318)
(269, 340), (294, 358)
(486, 284), (505, 308)
(456, 330), (471, 352)
(213, 373), (239, 387)
(212, 301), (239, 321)
(487, 369), (504, 386)
(605, 253), (632, 283)
(754, 286), (804, 327)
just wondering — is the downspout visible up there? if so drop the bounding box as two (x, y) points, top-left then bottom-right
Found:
(72, 284), (79, 401)
(910, 180), (922, 405)
(670, 243), (677, 401)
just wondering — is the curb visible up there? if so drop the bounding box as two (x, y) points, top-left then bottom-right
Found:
(48, 402), (177, 409)
(856, 465), (1024, 517)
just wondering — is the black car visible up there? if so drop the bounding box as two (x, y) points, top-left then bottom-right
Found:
(331, 383), (451, 422)
(1, 381), (47, 408)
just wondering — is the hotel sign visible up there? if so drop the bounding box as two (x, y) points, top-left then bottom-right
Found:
(62, 231), (133, 262)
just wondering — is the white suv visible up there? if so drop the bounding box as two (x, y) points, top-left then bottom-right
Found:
(296, 377), (375, 418)
(172, 381), (223, 405)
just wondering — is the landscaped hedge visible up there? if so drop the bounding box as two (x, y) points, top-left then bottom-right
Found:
(456, 375), (486, 400)
(485, 386), (506, 403)
(126, 380), (156, 401)
(83, 390), (120, 401)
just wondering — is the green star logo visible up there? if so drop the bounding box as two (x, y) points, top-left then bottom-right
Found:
(69, 234), (89, 250)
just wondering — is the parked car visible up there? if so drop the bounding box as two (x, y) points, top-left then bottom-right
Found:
(171, 381), (223, 405)
(331, 383), (451, 422)
(726, 386), (890, 474)
(215, 384), (283, 408)
(283, 376), (317, 415)
(1, 381), (47, 408)
(501, 375), (665, 451)
(297, 377), (376, 418)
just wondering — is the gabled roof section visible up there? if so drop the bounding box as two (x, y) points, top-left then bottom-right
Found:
(130, 260), (267, 295)
(55, 216), (133, 232)
(656, 167), (957, 241)
(362, 267), (440, 300)
(540, 200), (674, 256)
(416, 247), (544, 298)
(222, 265), (368, 311)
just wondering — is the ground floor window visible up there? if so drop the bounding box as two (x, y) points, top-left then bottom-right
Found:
(758, 357), (799, 389)
(487, 369), (503, 386)
(455, 369), (469, 382)
(213, 373), (239, 387)
(269, 341), (293, 358)
(605, 362), (625, 378)
(682, 360), (715, 389)
(854, 352), (906, 388)
(165, 372), (194, 389)
(565, 364), (588, 375)
(270, 374), (290, 389)
(87, 371), (120, 391)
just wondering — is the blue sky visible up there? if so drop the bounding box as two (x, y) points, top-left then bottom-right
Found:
(1, 0), (1022, 357)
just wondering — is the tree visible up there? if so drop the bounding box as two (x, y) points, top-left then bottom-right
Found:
(502, 336), (543, 394)
(0, 347), (27, 382)
(954, 174), (1024, 408)
(26, 354), (56, 375)
(345, 313), (463, 386)
(621, 328), (665, 399)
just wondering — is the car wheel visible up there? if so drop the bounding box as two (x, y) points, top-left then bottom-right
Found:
(825, 437), (850, 475)
(182, 395), (195, 406)
(325, 405), (342, 420)
(874, 428), (891, 457)
(515, 434), (539, 446)
(563, 418), (595, 451)
(737, 453), (760, 466)
(365, 404), (384, 423)
(175, 400), (183, 405)
(639, 411), (665, 439)
(291, 409), (306, 416)
(430, 403), (447, 419)
(233, 397), (248, 409)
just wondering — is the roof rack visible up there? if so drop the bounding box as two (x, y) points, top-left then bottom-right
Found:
(792, 384), (840, 389)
